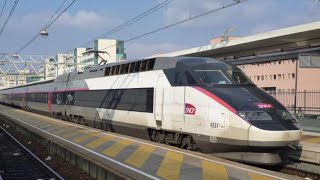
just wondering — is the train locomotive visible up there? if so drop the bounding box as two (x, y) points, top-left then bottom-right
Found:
(0, 56), (302, 165)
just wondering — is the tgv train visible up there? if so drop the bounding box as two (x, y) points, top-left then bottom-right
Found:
(0, 57), (302, 165)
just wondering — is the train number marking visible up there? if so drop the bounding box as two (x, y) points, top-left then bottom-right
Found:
(209, 122), (224, 129)
(185, 103), (196, 115)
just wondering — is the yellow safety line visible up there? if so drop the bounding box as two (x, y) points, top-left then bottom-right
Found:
(62, 129), (87, 139)
(156, 151), (184, 180)
(73, 132), (99, 144)
(202, 160), (229, 180)
(125, 144), (156, 168)
(50, 127), (78, 135)
(62, 131), (81, 138)
(102, 139), (133, 157)
(249, 173), (275, 180)
(303, 137), (320, 144)
(85, 135), (114, 149)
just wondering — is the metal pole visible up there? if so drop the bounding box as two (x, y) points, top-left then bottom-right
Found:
(304, 90), (306, 114)
(294, 59), (298, 114)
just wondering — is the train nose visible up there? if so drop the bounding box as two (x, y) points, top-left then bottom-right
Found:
(248, 125), (302, 147)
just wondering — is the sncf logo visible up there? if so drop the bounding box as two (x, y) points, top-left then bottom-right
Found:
(255, 103), (273, 109)
(185, 103), (196, 115)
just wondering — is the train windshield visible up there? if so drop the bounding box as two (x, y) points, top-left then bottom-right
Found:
(194, 70), (252, 85)
(195, 70), (231, 85)
(225, 70), (253, 85)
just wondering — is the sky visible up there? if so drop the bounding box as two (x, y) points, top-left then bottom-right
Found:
(0, 0), (320, 59)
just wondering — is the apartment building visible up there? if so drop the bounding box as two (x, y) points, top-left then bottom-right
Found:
(0, 74), (26, 89)
(238, 58), (320, 92)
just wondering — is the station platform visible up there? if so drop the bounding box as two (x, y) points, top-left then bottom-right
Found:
(0, 104), (300, 180)
(293, 132), (320, 164)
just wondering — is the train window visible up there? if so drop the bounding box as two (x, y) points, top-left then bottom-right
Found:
(124, 64), (129, 73)
(73, 88), (154, 113)
(65, 91), (75, 105)
(185, 71), (197, 85)
(120, 64), (125, 74)
(140, 61), (147, 71)
(105, 67), (111, 76)
(52, 92), (66, 105)
(147, 59), (155, 70)
(135, 62), (141, 72)
(115, 65), (120, 74)
(129, 63), (135, 73)
(174, 72), (184, 85)
(195, 70), (231, 85)
(110, 66), (115, 75)
(27, 93), (48, 103)
(225, 70), (252, 85)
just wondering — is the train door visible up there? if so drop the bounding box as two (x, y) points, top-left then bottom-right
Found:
(22, 93), (26, 109)
(48, 92), (52, 112)
(154, 74), (164, 127)
(162, 86), (185, 131)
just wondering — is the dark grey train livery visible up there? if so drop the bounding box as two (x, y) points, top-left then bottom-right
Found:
(0, 57), (302, 165)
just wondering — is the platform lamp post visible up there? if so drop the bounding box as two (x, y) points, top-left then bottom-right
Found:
(40, 29), (49, 79)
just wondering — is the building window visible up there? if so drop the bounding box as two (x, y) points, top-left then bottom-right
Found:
(292, 73), (295, 79)
(257, 76), (260, 81)
(282, 74), (285, 79)
(273, 75), (277, 80)
(288, 73), (291, 79)
(261, 75), (264, 81)
(265, 75), (267, 80)
(278, 74), (281, 79)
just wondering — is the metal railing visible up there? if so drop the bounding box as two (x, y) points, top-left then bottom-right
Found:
(269, 90), (320, 116)
(268, 90), (320, 132)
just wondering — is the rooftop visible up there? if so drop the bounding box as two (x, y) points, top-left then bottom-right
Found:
(156, 21), (320, 59)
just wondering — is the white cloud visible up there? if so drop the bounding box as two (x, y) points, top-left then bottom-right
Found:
(57, 10), (122, 29)
(7, 10), (122, 31)
(126, 42), (187, 59)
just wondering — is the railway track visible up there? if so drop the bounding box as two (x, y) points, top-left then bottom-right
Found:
(0, 126), (63, 180)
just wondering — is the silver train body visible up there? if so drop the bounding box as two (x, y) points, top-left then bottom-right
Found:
(0, 57), (302, 165)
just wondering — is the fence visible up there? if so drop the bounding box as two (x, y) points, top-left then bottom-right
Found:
(268, 90), (320, 116)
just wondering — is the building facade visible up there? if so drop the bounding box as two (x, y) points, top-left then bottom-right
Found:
(0, 74), (26, 89)
(39, 53), (73, 80)
(238, 58), (320, 113)
(238, 59), (320, 92)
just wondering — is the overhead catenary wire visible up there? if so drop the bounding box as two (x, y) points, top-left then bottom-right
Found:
(16, 0), (77, 54)
(66, 0), (175, 53)
(0, 0), (19, 37)
(43, 0), (68, 28)
(98, 0), (248, 52)
(0, 0), (7, 21)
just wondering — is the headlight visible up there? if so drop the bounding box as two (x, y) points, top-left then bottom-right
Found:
(277, 110), (296, 121)
(238, 111), (272, 121)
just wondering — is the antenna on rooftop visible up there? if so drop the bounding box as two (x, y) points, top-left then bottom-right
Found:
(221, 27), (235, 42)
